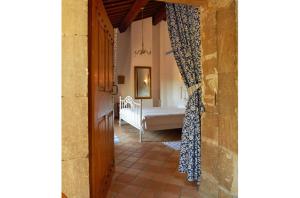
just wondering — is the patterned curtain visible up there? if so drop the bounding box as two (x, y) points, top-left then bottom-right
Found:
(166, 3), (204, 182)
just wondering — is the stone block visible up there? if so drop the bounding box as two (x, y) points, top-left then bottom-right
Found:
(62, 158), (90, 198)
(217, 148), (235, 191)
(203, 100), (218, 114)
(202, 113), (219, 141)
(203, 58), (217, 75)
(203, 68), (217, 111)
(219, 114), (238, 153)
(202, 10), (217, 56)
(217, 73), (237, 115)
(62, 97), (88, 160)
(202, 37), (217, 57)
(216, 0), (235, 9)
(218, 73), (237, 97)
(62, 0), (88, 36)
(216, 1), (237, 74)
(199, 173), (219, 198)
(202, 88), (217, 113)
(62, 36), (88, 97)
(230, 153), (238, 195)
(216, 1), (236, 31)
(218, 189), (237, 198)
(202, 10), (217, 39)
(202, 140), (218, 180)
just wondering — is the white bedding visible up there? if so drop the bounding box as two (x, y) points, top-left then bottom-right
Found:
(120, 107), (185, 131)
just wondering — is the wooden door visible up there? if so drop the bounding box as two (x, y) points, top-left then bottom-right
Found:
(88, 0), (115, 197)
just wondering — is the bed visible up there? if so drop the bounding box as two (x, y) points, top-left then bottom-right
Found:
(119, 96), (185, 142)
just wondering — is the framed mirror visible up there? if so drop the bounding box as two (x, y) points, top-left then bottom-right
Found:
(134, 66), (151, 99)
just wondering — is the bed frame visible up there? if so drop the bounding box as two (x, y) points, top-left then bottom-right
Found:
(119, 96), (144, 142)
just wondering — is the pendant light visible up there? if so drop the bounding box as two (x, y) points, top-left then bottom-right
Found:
(134, 7), (151, 56)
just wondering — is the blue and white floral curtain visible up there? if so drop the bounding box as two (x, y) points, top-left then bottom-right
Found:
(166, 3), (204, 183)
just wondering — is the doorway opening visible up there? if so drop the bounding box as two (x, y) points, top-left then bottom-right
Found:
(108, 3), (202, 198)
(88, 0), (203, 197)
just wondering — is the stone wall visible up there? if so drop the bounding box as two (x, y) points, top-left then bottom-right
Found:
(62, 0), (89, 197)
(200, 0), (238, 197)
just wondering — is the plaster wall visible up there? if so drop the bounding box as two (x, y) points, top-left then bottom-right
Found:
(115, 19), (186, 108)
(158, 21), (187, 108)
(115, 18), (154, 107)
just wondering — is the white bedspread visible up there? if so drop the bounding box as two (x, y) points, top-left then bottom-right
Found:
(120, 107), (185, 131)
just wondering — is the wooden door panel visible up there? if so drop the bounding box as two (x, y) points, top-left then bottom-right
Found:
(95, 116), (106, 196)
(89, 0), (115, 197)
(98, 26), (105, 91)
(108, 40), (113, 92)
(104, 33), (109, 92)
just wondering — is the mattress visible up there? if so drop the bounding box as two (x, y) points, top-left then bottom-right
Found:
(120, 107), (185, 131)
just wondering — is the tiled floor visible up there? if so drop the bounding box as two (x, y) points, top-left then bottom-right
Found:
(107, 121), (200, 198)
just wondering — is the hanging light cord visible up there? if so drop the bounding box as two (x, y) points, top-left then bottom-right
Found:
(134, 7), (151, 55)
(141, 7), (144, 50)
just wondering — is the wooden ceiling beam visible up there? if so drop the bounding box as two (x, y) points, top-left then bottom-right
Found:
(152, 5), (166, 25)
(107, 9), (129, 15)
(105, 1), (134, 8)
(106, 5), (132, 12)
(154, 0), (207, 7)
(119, 0), (150, 33)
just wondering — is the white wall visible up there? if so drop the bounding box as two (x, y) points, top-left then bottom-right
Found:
(115, 27), (131, 101)
(131, 18), (153, 107)
(152, 23), (161, 107)
(115, 19), (187, 108)
(159, 21), (187, 108)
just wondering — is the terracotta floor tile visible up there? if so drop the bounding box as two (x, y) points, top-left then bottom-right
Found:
(110, 122), (192, 198)
(167, 177), (186, 187)
(116, 173), (137, 183)
(131, 152), (145, 158)
(144, 165), (166, 174)
(106, 191), (117, 198)
(110, 182), (127, 193)
(125, 168), (141, 176)
(142, 159), (163, 166)
(126, 148), (138, 153)
(118, 185), (143, 196)
(180, 188), (200, 197)
(137, 188), (157, 198)
(183, 180), (198, 188)
(122, 151), (134, 157)
(163, 162), (178, 169)
(114, 193), (129, 198)
(144, 180), (166, 192)
(163, 183), (182, 195)
(115, 166), (128, 174)
(157, 192), (180, 198)
(115, 155), (128, 161)
(126, 156), (139, 162)
(130, 176), (153, 188)
(130, 162), (147, 170)
(118, 160), (135, 168)
(144, 172), (163, 182)
(138, 170), (157, 179)
(172, 170), (183, 176)
(152, 174), (172, 183)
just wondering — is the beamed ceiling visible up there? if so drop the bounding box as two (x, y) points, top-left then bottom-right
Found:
(103, 0), (166, 33)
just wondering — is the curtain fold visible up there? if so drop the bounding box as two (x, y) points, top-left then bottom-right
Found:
(166, 3), (204, 182)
